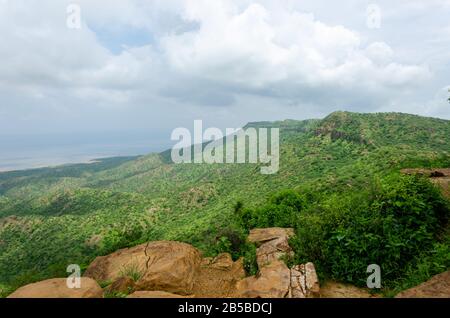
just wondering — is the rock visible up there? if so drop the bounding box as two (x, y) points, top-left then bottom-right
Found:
(235, 260), (291, 298)
(127, 291), (187, 298)
(248, 228), (295, 245)
(248, 228), (295, 268)
(84, 243), (149, 282)
(105, 276), (135, 295)
(395, 271), (450, 298)
(289, 262), (320, 298)
(256, 236), (294, 268)
(84, 241), (202, 296)
(208, 253), (234, 270)
(193, 254), (246, 298)
(8, 278), (103, 298)
(134, 241), (202, 295)
(320, 282), (374, 298)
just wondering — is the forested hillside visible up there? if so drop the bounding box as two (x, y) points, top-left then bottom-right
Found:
(1, 111), (449, 297)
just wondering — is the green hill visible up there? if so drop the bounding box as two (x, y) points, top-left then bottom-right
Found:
(1, 111), (449, 296)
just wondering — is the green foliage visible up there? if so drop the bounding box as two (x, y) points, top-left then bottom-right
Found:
(212, 227), (258, 276)
(292, 174), (449, 287)
(119, 263), (143, 282)
(238, 190), (306, 230)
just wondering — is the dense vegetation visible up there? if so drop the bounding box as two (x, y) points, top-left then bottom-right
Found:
(234, 174), (449, 290)
(0, 111), (449, 297)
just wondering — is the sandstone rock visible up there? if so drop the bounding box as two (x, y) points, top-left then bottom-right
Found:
(84, 241), (202, 295)
(319, 282), (373, 298)
(8, 278), (103, 298)
(248, 228), (295, 268)
(208, 253), (234, 270)
(84, 243), (149, 282)
(193, 254), (246, 298)
(235, 260), (291, 298)
(127, 291), (187, 298)
(289, 262), (320, 298)
(248, 228), (295, 245)
(134, 241), (202, 295)
(256, 236), (294, 268)
(395, 271), (450, 298)
(105, 276), (135, 295)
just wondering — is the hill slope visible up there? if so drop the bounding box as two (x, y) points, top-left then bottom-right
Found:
(0, 111), (449, 296)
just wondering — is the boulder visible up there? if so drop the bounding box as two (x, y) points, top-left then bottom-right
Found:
(134, 241), (202, 295)
(319, 282), (374, 298)
(84, 241), (202, 295)
(395, 270), (450, 298)
(248, 228), (295, 268)
(248, 228), (295, 245)
(235, 260), (291, 298)
(84, 243), (149, 282)
(105, 276), (135, 295)
(208, 253), (234, 270)
(192, 253), (246, 298)
(127, 291), (187, 298)
(289, 262), (320, 298)
(256, 236), (294, 268)
(8, 278), (103, 298)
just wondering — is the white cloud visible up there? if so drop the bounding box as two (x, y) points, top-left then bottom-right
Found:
(0, 0), (448, 136)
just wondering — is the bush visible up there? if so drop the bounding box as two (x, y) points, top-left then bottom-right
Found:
(239, 174), (449, 288)
(294, 174), (449, 287)
(238, 190), (307, 230)
(212, 227), (258, 276)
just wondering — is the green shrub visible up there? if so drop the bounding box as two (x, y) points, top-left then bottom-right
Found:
(241, 174), (449, 288)
(238, 189), (306, 230)
(294, 174), (449, 287)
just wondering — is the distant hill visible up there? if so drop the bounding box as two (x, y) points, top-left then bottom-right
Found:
(0, 111), (449, 296)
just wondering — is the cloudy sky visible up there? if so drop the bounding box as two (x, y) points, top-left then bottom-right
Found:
(0, 0), (449, 144)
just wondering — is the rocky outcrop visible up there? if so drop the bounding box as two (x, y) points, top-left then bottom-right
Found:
(193, 253), (246, 298)
(83, 243), (148, 282)
(248, 228), (295, 268)
(289, 263), (320, 298)
(105, 276), (135, 295)
(395, 270), (450, 298)
(320, 282), (374, 298)
(84, 241), (202, 295)
(8, 229), (325, 298)
(236, 260), (291, 298)
(127, 291), (188, 298)
(7, 278), (103, 298)
(236, 228), (320, 298)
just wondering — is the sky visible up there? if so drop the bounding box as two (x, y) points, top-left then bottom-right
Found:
(0, 0), (449, 144)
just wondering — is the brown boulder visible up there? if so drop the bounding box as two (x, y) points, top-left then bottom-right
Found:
(84, 243), (149, 282)
(248, 228), (295, 268)
(248, 228), (295, 245)
(320, 282), (374, 298)
(289, 262), (320, 298)
(127, 291), (187, 298)
(134, 241), (202, 295)
(84, 241), (202, 295)
(193, 253), (246, 298)
(8, 278), (103, 298)
(105, 276), (135, 295)
(395, 271), (450, 298)
(235, 260), (291, 298)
